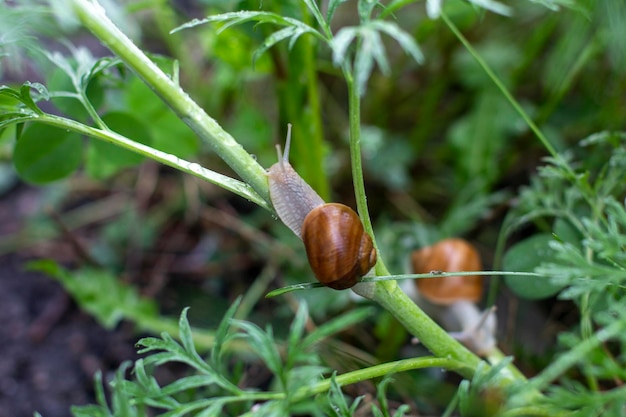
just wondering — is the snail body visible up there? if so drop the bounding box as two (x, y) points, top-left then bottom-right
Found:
(268, 125), (377, 290)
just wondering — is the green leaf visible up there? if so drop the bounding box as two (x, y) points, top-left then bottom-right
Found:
(366, 28), (390, 75)
(327, 0), (349, 23)
(369, 21), (424, 64)
(173, 10), (324, 78)
(160, 374), (220, 396)
(253, 26), (300, 64)
(303, 307), (373, 348)
(13, 123), (83, 184)
(110, 362), (138, 417)
(173, 11), (309, 35)
(179, 307), (196, 357)
(210, 296), (242, 372)
(286, 303), (309, 368)
(132, 359), (162, 396)
(332, 21), (423, 96)
(302, 0), (329, 32)
(20, 82), (47, 113)
(468, 0), (512, 16)
(70, 371), (111, 416)
(324, 373), (363, 416)
(552, 218), (582, 247)
(358, 0), (378, 22)
(503, 234), (566, 299)
(0, 83), (46, 115)
(331, 27), (359, 67)
(354, 30), (377, 95)
(28, 260), (159, 329)
(46, 47), (101, 93)
(232, 320), (283, 378)
(85, 112), (151, 180)
(265, 281), (324, 297)
(426, 0), (443, 18)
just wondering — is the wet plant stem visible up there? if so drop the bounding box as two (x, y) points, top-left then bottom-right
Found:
(31, 113), (269, 210)
(343, 65), (528, 386)
(70, 0), (271, 206)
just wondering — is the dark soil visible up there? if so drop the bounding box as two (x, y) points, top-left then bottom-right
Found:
(0, 254), (139, 417)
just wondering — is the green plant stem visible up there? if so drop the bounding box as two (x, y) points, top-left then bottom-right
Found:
(299, 1), (330, 200)
(35, 113), (270, 210)
(70, 0), (271, 206)
(440, 11), (561, 162)
(500, 406), (571, 417)
(342, 62), (525, 387)
(344, 67), (388, 276)
(293, 356), (472, 401)
(366, 281), (483, 380)
(237, 357), (470, 417)
(359, 261), (528, 388)
(343, 60), (483, 376)
(527, 317), (626, 392)
(441, 10), (605, 220)
(266, 271), (546, 297)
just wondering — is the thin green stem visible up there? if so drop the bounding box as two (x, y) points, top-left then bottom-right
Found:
(366, 281), (482, 380)
(266, 270), (546, 297)
(379, 0), (417, 19)
(440, 11), (561, 162)
(300, 1), (330, 200)
(362, 270), (545, 282)
(70, 0), (271, 206)
(35, 113), (270, 210)
(527, 318), (626, 392)
(342, 47), (525, 388)
(293, 356), (472, 400)
(79, 94), (107, 130)
(344, 67), (390, 277)
(441, 10), (606, 220)
(500, 406), (571, 417)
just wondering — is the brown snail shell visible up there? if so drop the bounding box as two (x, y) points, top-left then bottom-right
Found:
(267, 125), (377, 290)
(411, 238), (483, 305)
(301, 203), (377, 290)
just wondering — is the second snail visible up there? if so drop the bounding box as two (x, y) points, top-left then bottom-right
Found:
(267, 124), (377, 290)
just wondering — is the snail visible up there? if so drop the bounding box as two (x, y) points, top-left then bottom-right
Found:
(408, 238), (496, 356)
(411, 238), (483, 305)
(267, 124), (377, 290)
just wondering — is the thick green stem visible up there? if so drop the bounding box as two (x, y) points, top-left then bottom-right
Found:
(70, 0), (271, 206)
(363, 282), (530, 388)
(362, 281), (482, 380)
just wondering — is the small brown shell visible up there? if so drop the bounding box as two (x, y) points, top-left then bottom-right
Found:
(302, 203), (377, 290)
(411, 238), (483, 305)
